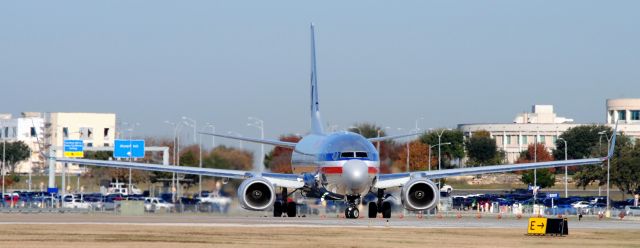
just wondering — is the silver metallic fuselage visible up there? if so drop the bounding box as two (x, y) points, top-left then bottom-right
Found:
(291, 131), (379, 196)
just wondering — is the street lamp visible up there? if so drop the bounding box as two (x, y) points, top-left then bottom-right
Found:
(435, 128), (451, 171)
(205, 123), (215, 149)
(182, 116), (202, 197)
(598, 130), (613, 216)
(164, 120), (182, 203)
(248, 117), (264, 172)
(558, 137), (568, 198)
(428, 142), (451, 171)
(122, 122), (140, 194)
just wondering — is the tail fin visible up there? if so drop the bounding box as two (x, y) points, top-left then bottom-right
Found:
(310, 23), (324, 134)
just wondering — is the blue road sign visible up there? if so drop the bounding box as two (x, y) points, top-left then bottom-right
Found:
(114, 139), (145, 158)
(548, 193), (559, 198)
(63, 139), (84, 157)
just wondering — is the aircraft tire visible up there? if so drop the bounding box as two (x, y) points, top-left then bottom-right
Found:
(286, 202), (297, 217)
(368, 202), (378, 218)
(273, 201), (283, 217)
(382, 202), (392, 219)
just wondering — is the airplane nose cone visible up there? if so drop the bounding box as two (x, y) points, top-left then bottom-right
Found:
(342, 160), (369, 193)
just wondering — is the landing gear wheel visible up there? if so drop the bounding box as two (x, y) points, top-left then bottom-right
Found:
(345, 207), (359, 219)
(382, 201), (392, 219)
(368, 202), (378, 218)
(273, 201), (283, 217)
(286, 202), (297, 217)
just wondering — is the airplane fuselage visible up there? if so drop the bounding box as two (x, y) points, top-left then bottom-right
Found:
(291, 131), (380, 196)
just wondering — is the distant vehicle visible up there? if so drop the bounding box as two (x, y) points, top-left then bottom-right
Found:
(106, 182), (142, 196)
(61, 194), (91, 209)
(440, 184), (453, 195)
(144, 197), (174, 212)
(571, 201), (591, 209)
(624, 206), (640, 216)
(197, 193), (231, 213)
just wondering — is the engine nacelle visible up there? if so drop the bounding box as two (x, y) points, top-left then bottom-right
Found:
(237, 177), (276, 211)
(400, 178), (440, 211)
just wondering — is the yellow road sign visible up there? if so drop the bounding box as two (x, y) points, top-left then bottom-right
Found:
(527, 217), (547, 235)
(63, 151), (84, 158)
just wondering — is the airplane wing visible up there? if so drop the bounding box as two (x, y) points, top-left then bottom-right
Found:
(199, 132), (297, 149)
(55, 158), (304, 189)
(375, 124), (618, 189)
(368, 133), (420, 143)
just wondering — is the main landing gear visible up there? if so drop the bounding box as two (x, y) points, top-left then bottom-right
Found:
(368, 189), (391, 218)
(273, 187), (297, 217)
(344, 194), (360, 219)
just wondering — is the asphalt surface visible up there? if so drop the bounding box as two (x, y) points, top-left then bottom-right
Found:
(0, 213), (637, 230)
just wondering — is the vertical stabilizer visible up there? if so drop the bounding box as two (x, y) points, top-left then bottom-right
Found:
(310, 23), (324, 134)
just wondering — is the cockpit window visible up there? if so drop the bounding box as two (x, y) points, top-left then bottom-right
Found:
(341, 152), (354, 158)
(341, 151), (368, 159)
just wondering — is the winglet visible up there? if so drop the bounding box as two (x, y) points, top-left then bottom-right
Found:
(607, 121), (618, 159)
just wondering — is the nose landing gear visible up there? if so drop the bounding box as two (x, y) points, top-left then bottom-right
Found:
(344, 194), (360, 219)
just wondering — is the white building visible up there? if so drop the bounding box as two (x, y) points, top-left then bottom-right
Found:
(0, 112), (45, 173)
(458, 99), (640, 163)
(45, 112), (117, 174)
(0, 112), (117, 175)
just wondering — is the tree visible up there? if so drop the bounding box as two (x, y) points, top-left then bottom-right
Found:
(420, 129), (465, 168)
(264, 135), (302, 173)
(84, 150), (150, 184)
(464, 132), (497, 166)
(610, 140), (640, 198)
(393, 141), (429, 172)
(3, 141), (31, 173)
(553, 125), (611, 160)
(517, 143), (556, 188)
(569, 133), (633, 190)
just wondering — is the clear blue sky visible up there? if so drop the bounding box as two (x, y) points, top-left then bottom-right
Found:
(1, 1), (639, 153)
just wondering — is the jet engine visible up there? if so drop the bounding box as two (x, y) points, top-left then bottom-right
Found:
(237, 177), (276, 211)
(400, 178), (440, 211)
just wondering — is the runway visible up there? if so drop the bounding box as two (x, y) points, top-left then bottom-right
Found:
(0, 214), (639, 247)
(0, 213), (637, 229)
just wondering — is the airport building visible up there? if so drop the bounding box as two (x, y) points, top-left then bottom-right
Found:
(0, 112), (116, 174)
(458, 98), (640, 163)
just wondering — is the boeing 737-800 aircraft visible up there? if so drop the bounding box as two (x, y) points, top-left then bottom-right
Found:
(57, 24), (617, 219)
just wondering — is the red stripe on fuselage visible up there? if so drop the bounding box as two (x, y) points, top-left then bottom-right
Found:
(320, 166), (378, 174)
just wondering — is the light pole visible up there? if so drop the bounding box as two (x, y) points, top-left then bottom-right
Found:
(183, 116), (201, 197)
(429, 143), (451, 171)
(598, 131), (612, 216)
(122, 122), (139, 194)
(248, 117), (264, 172)
(227, 131), (243, 149)
(558, 137), (568, 198)
(206, 123), (215, 149)
(435, 128), (450, 171)
(164, 121), (181, 203)
(2, 125), (5, 199)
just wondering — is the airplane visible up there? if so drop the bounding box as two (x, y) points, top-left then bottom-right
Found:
(57, 24), (618, 219)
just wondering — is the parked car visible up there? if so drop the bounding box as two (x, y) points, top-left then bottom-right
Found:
(197, 193), (231, 213)
(61, 194), (91, 209)
(571, 201), (591, 209)
(144, 197), (174, 212)
(624, 206), (640, 216)
(440, 184), (453, 195)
